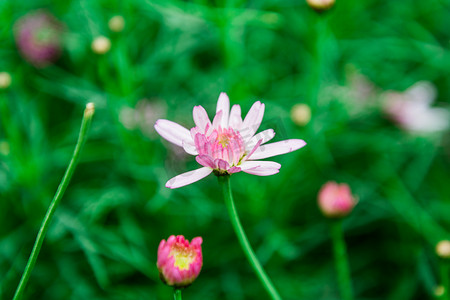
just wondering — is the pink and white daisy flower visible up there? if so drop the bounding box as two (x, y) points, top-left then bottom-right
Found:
(155, 93), (307, 189)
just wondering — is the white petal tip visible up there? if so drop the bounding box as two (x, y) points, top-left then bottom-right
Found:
(165, 183), (176, 189)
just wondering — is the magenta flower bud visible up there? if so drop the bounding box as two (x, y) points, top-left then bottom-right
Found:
(157, 235), (203, 288)
(318, 181), (357, 218)
(14, 10), (64, 67)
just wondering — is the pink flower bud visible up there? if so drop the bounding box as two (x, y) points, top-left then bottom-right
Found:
(157, 235), (203, 288)
(318, 181), (356, 218)
(14, 10), (64, 67)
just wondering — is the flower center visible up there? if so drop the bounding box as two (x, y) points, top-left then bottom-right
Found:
(218, 133), (230, 147)
(170, 245), (196, 270)
(194, 127), (246, 169)
(212, 128), (245, 165)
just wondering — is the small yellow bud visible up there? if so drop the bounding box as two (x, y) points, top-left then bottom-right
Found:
(434, 285), (445, 297)
(84, 102), (95, 118)
(108, 15), (125, 32)
(0, 141), (10, 156)
(291, 104), (311, 126)
(91, 36), (111, 54)
(306, 0), (335, 11)
(0, 72), (12, 89)
(436, 240), (450, 259)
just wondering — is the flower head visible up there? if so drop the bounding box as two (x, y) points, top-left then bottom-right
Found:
(157, 235), (203, 288)
(14, 10), (64, 67)
(383, 81), (449, 133)
(318, 181), (357, 218)
(155, 93), (306, 188)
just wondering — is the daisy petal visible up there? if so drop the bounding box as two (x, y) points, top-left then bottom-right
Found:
(216, 93), (230, 128)
(246, 139), (263, 161)
(214, 159), (230, 170)
(212, 110), (223, 130)
(196, 155), (215, 168)
(182, 141), (198, 155)
(240, 161), (281, 176)
(155, 119), (193, 147)
(193, 105), (211, 133)
(228, 166), (241, 173)
(248, 139), (307, 160)
(165, 167), (213, 189)
(241, 101), (265, 141)
(246, 129), (275, 151)
(229, 104), (242, 129)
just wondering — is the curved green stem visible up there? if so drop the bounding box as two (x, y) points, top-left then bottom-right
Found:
(218, 175), (282, 300)
(330, 220), (354, 300)
(173, 288), (182, 300)
(13, 103), (95, 300)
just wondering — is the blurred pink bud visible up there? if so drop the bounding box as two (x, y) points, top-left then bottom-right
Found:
(157, 235), (203, 288)
(318, 181), (357, 218)
(14, 10), (64, 67)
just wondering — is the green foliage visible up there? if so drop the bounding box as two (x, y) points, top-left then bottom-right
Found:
(1, 0), (449, 299)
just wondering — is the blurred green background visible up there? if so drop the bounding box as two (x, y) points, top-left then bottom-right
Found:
(1, 0), (450, 299)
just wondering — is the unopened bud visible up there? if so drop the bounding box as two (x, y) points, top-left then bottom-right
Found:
(318, 181), (357, 218)
(291, 103), (311, 126)
(91, 36), (111, 54)
(436, 240), (450, 259)
(13, 10), (64, 67)
(0, 72), (12, 89)
(157, 235), (203, 288)
(434, 285), (445, 297)
(0, 141), (10, 156)
(84, 102), (95, 118)
(306, 0), (335, 11)
(108, 15), (125, 32)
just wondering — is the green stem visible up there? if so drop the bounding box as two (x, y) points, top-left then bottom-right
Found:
(218, 175), (282, 300)
(440, 262), (450, 300)
(330, 220), (353, 300)
(173, 288), (182, 300)
(13, 103), (95, 300)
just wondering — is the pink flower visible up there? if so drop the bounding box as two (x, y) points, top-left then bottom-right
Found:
(14, 10), (64, 67)
(154, 93), (307, 188)
(318, 181), (357, 218)
(383, 81), (449, 133)
(157, 235), (203, 287)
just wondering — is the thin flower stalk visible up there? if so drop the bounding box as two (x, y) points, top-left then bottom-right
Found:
(13, 103), (95, 300)
(330, 220), (353, 300)
(219, 175), (281, 300)
(174, 288), (182, 300)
